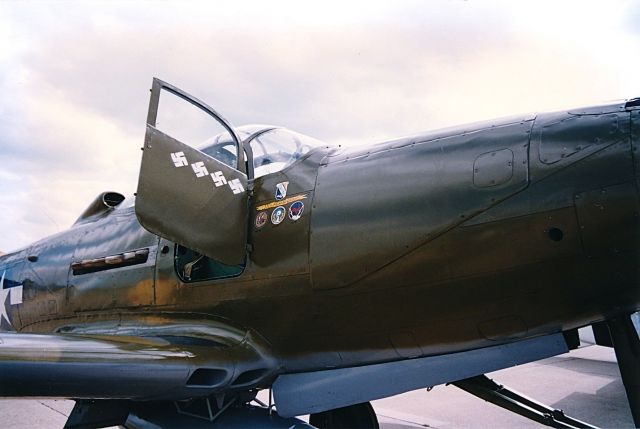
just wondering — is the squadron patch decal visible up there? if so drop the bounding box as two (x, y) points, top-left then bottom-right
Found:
(255, 211), (268, 229)
(288, 201), (304, 221)
(271, 206), (286, 225)
(275, 182), (289, 200)
(256, 194), (308, 211)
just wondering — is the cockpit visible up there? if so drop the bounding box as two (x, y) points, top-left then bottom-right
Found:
(116, 126), (325, 212)
(198, 125), (325, 179)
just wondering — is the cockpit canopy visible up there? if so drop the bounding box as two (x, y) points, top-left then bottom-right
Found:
(198, 125), (325, 179)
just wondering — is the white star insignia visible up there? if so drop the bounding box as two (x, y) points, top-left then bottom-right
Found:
(0, 271), (22, 330)
(0, 271), (12, 328)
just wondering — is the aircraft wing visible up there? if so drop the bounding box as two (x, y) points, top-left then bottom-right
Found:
(0, 325), (278, 401)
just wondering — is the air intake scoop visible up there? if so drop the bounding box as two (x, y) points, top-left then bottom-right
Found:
(74, 191), (125, 225)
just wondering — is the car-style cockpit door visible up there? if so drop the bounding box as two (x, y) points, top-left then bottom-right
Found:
(135, 78), (248, 265)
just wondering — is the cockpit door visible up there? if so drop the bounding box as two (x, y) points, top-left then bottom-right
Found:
(135, 78), (248, 265)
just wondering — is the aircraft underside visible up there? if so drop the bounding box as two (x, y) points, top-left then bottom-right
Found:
(59, 314), (640, 429)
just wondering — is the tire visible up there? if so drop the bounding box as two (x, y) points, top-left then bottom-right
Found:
(309, 402), (379, 429)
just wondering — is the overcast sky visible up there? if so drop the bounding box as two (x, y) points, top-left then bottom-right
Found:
(1, 0), (638, 252)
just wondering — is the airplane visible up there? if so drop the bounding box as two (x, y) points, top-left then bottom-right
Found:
(0, 77), (638, 429)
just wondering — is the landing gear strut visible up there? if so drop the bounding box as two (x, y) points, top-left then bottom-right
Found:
(607, 314), (640, 428)
(453, 375), (598, 429)
(309, 402), (379, 429)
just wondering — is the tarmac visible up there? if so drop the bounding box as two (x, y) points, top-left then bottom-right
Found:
(0, 345), (633, 428)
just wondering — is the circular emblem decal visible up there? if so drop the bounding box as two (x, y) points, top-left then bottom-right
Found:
(288, 201), (304, 221)
(255, 211), (268, 229)
(271, 206), (286, 225)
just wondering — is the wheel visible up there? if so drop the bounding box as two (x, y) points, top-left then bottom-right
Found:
(309, 402), (379, 429)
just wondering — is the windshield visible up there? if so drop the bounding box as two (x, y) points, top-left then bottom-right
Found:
(197, 130), (251, 169)
(249, 128), (324, 178)
(199, 126), (325, 178)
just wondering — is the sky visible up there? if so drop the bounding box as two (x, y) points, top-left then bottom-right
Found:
(0, 0), (639, 252)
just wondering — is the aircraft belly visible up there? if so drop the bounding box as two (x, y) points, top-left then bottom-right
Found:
(274, 333), (569, 417)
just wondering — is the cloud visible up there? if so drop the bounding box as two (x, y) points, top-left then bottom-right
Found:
(0, 88), (141, 252)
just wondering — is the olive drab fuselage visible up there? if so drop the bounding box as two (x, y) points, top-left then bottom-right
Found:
(1, 100), (639, 378)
